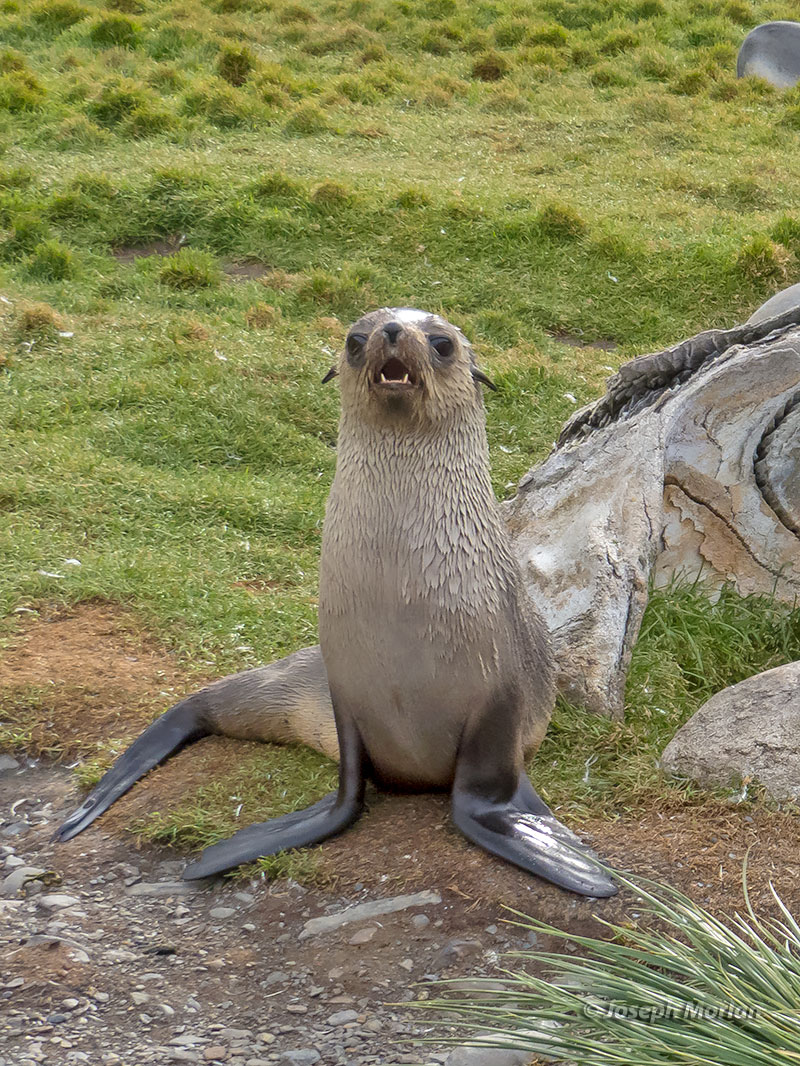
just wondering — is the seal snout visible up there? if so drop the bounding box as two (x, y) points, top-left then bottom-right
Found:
(382, 322), (403, 344)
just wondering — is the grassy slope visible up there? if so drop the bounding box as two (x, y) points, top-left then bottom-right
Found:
(2, 0), (800, 864)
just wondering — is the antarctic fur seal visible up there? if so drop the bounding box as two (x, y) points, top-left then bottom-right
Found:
(737, 21), (800, 89)
(57, 308), (616, 898)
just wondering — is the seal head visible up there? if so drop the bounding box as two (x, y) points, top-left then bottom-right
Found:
(325, 307), (494, 426)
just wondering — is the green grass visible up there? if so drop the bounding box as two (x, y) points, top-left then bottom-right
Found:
(423, 869), (800, 1064)
(3, 0), (800, 858)
(531, 583), (800, 820)
(132, 743), (338, 882)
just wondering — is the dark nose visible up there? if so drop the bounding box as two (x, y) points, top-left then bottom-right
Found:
(382, 322), (403, 344)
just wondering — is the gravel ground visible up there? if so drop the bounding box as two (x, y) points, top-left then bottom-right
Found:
(0, 759), (541, 1066)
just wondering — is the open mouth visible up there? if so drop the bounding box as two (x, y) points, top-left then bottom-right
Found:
(372, 356), (418, 390)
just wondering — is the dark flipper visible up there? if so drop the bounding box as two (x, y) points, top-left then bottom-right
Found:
(182, 710), (367, 880)
(452, 777), (618, 898)
(451, 696), (618, 899)
(54, 695), (211, 843)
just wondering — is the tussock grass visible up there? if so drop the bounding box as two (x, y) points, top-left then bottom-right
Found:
(3, 0), (800, 859)
(423, 870), (800, 1064)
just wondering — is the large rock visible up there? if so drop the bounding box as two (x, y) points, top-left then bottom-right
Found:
(505, 304), (800, 717)
(660, 662), (800, 801)
(747, 282), (800, 325)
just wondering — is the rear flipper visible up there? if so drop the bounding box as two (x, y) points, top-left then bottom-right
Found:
(55, 694), (212, 842)
(182, 710), (367, 880)
(452, 766), (618, 898)
(55, 646), (336, 844)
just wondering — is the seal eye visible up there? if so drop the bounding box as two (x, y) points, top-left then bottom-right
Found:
(429, 335), (454, 359)
(346, 333), (367, 366)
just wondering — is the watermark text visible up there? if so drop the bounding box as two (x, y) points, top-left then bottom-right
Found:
(583, 1000), (757, 1024)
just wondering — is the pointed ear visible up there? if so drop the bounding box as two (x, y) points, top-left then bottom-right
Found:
(471, 367), (497, 391)
(322, 366), (338, 384)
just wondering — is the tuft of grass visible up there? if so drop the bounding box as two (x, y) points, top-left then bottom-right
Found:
(32, 0), (88, 31)
(15, 300), (66, 337)
(123, 106), (175, 139)
(216, 43), (256, 87)
(472, 50), (511, 81)
(88, 79), (152, 126)
(537, 200), (587, 241)
(394, 187), (432, 209)
(158, 247), (221, 290)
(0, 70), (46, 111)
(311, 180), (353, 208)
(0, 163), (33, 187)
(88, 13), (141, 48)
(250, 170), (305, 200)
(423, 870), (800, 1064)
(736, 235), (792, 283)
(245, 301), (279, 327)
(25, 239), (76, 280)
(284, 101), (329, 134)
(182, 78), (260, 128)
(590, 62), (629, 88)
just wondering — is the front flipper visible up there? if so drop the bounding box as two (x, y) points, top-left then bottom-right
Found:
(452, 780), (618, 898)
(183, 711), (367, 880)
(452, 710), (617, 898)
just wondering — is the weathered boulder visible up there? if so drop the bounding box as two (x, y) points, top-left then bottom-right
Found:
(737, 22), (800, 89)
(505, 305), (800, 717)
(660, 662), (800, 801)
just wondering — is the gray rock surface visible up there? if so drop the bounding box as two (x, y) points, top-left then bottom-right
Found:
(0, 865), (46, 897)
(747, 282), (800, 326)
(299, 890), (441, 939)
(125, 881), (205, 897)
(444, 1043), (532, 1066)
(661, 661), (800, 800)
(504, 310), (800, 717)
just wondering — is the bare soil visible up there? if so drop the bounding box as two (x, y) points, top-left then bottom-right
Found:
(3, 605), (800, 1066)
(0, 603), (195, 760)
(112, 238), (186, 264)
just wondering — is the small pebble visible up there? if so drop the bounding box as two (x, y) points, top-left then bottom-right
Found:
(327, 1010), (358, 1026)
(38, 894), (81, 910)
(348, 926), (377, 945)
(277, 1052), (321, 1066)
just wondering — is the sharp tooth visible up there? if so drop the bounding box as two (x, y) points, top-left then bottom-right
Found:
(402, 373), (409, 384)
(380, 373), (387, 383)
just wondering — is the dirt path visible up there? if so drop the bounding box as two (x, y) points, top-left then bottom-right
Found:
(4, 605), (800, 1066)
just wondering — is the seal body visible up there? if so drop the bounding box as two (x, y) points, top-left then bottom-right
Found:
(56, 307), (616, 899)
(737, 21), (800, 89)
(319, 369), (550, 790)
